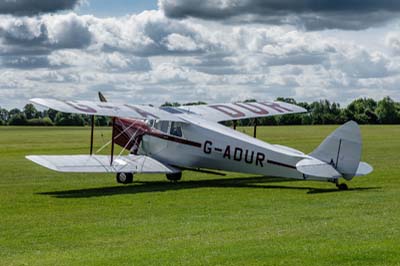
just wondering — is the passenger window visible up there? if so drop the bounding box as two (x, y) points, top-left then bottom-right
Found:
(160, 121), (169, 133)
(170, 122), (183, 138)
(154, 120), (170, 133)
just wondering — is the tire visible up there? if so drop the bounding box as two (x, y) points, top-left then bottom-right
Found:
(116, 172), (133, 184)
(338, 183), (348, 190)
(166, 172), (182, 182)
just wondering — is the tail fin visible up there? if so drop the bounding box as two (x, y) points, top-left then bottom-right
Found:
(310, 121), (371, 180)
(98, 91), (107, 102)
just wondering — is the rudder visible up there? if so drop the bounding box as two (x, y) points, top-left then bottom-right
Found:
(310, 121), (362, 180)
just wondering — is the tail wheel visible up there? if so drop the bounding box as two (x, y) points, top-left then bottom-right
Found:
(337, 183), (348, 190)
(117, 172), (134, 184)
(166, 172), (182, 182)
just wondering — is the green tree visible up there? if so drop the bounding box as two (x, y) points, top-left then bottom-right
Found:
(161, 102), (181, 107)
(276, 97), (297, 105)
(376, 97), (400, 124)
(343, 98), (377, 124)
(275, 98), (305, 125)
(309, 100), (342, 125)
(183, 101), (207, 106)
(243, 99), (257, 103)
(55, 113), (85, 126)
(46, 109), (59, 122)
(0, 107), (9, 125)
(95, 116), (110, 126)
(27, 117), (54, 126)
(23, 104), (39, 120)
(9, 113), (27, 125)
(9, 108), (21, 117)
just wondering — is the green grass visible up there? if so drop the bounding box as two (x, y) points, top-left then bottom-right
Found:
(0, 125), (399, 266)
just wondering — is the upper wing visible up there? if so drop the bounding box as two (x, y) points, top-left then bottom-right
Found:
(26, 155), (180, 173)
(30, 98), (185, 122)
(177, 101), (307, 122)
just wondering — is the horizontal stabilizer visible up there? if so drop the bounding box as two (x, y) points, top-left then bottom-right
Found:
(26, 155), (179, 174)
(296, 158), (341, 179)
(355, 162), (374, 177)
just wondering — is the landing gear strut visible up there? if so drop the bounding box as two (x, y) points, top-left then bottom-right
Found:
(116, 172), (134, 184)
(166, 172), (182, 182)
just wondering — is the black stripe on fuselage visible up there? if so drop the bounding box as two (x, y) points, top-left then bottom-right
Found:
(267, 160), (296, 169)
(147, 132), (202, 148)
(146, 131), (296, 170)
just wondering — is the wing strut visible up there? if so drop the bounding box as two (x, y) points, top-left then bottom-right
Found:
(110, 117), (116, 165)
(90, 115), (95, 155)
(253, 118), (258, 138)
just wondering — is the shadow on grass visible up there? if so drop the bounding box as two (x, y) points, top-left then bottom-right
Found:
(38, 176), (380, 198)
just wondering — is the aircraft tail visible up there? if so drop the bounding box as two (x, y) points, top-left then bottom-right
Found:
(297, 121), (373, 180)
(98, 91), (107, 102)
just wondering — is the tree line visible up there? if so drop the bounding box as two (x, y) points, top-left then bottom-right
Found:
(0, 97), (399, 126)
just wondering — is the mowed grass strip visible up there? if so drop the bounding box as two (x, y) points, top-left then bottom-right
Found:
(0, 125), (399, 266)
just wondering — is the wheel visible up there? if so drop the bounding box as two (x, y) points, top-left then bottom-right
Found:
(116, 172), (133, 184)
(337, 183), (348, 190)
(166, 172), (182, 182)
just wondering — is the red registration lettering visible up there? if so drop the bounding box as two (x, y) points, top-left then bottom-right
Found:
(65, 101), (97, 113)
(209, 104), (245, 118)
(258, 102), (292, 113)
(234, 102), (269, 115)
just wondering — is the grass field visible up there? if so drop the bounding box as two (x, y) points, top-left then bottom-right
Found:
(0, 125), (399, 265)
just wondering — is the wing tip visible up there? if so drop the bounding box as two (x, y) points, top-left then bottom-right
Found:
(26, 155), (60, 172)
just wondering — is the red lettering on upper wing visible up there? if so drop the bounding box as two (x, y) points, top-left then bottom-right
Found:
(209, 104), (245, 118)
(65, 101), (97, 113)
(258, 102), (292, 113)
(234, 102), (269, 115)
(125, 104), (159, 119)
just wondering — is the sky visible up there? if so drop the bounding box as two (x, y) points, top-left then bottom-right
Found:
(1, 0), (400, 109)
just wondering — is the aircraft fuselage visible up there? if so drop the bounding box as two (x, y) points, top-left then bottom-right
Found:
(115, 116), (311, 180)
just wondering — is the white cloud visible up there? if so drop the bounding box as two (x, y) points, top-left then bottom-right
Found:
(160, 0), (400, 30)
(163, 33), (198, 52)
(0, 8), (400, 109)
(0, 0), (82, 16)
(386, 32), (400, 55)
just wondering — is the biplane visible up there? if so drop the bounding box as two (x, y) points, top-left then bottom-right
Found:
(26, 94), (373, 190)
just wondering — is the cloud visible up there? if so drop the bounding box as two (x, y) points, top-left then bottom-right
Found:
(0, 13), (92, 56)
(334, 49), (394, 79)
(90, 10), (216, 56)
(0, 9), (400, 109)
(0, 0), (82, 16)
(386, 32), (400, 55)
(160, 0), (400, 30)
(1, 55), (52, 69)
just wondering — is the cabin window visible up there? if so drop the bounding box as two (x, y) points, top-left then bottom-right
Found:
(154, 120), (170, 133)
(170, 122), (183, 138)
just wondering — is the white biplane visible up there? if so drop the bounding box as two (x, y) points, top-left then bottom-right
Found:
(26, 94), (373, 190)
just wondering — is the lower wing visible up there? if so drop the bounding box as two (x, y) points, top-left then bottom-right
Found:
(26, 155), (179, 174)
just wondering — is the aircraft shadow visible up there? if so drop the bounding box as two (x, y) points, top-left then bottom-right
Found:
(38, 176), (380, 198)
